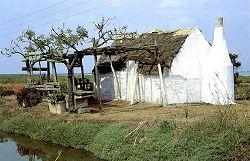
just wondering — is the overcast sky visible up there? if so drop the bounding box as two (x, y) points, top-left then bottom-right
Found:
(0, 0), (249, 74)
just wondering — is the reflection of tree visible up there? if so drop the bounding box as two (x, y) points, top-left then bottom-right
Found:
(0, 137), (7, 143)
(17, 144), (37, 161)
(10, 133), (102, 161)
(0, 132), (8, 143)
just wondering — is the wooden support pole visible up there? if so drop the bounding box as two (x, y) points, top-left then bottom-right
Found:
(26, 60), (32, 86)
(30, 64), (34, 85)
(80, 57), (85, 90)
(92, 38), (102, 109)
(131, 63), (138, 105)
(126, 61), (129, 100)
(47, 62), (50, 82)
(52, 62), (58, 83)
(150, 76), (153, 102)
(67, 67), (74, 111)
(158, 63), (167, 106)
(38, 61), (42, 76)
(109, 55), (121, 99)
(94, 50), (102, 109)
(38, 60), (42, 84)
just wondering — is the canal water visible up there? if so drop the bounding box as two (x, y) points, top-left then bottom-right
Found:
(0, 132), (102, 161)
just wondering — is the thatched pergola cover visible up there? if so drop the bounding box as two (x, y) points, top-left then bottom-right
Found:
(98, 28), (192, 75)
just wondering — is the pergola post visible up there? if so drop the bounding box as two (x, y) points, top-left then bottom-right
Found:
(38, 60), (42, 78)
(26, 60), (32, 86)
(158, 63), (166, 106)
(109, 55), (121, 99)
(52, 62), (58, 83)
(67, 67), (74, 111)
(47, 62), (50, 81)
(80, 57), (85, 90)
(94, 50), (102, 109)
(131, 63), (138, 105)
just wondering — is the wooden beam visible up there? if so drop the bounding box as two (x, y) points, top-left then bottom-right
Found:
(22, 67), (48, 71)
(71, 45), (158, 57)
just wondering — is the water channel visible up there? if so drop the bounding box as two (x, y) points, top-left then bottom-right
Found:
(0, 132), (102, 161)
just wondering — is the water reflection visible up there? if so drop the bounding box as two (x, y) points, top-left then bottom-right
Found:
(17, 145), (40, 161)
(0, 132), (102, 161)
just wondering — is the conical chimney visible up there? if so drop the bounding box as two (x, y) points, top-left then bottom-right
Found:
(217, 17), (223, 27)
(201, 17), (235, 104)
(210, 17), (232, 65)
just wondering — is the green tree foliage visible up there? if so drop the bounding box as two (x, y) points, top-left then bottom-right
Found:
(50, 25), (88, 54)
(1, 25), (88, 58)
(229, 53), (241, 85)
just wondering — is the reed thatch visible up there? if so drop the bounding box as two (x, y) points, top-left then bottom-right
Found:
(98, 28), (192, 75)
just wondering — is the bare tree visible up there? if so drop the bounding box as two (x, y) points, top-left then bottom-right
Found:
(1, 17), (134, 111)
(90, 17), (134, 108)
(1, 29), (53, 84)
(49, 25), (88, 111)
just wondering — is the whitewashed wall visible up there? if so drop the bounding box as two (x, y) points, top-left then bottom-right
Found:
(99, 28), (233, 105)
(170, 28), (211, 79)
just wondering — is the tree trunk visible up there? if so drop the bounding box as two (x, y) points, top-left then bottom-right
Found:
(26, 60), (32, 86)
(67, 67), (74, 111)
(94, 51), (102, 109)
(52, 62), (58, 83)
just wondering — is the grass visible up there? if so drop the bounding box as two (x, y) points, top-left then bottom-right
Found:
(0, 74), (93, 85)
(0, 74), (249, 160)
(236, 76), (250, 100)
(0, 105), (249, 161)
(239, 76), (250, 83)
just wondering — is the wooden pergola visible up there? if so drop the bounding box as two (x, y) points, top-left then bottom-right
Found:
(22, 45), (158, 112)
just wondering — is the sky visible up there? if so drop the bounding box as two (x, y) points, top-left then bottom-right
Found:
(0, 0), (249, 74)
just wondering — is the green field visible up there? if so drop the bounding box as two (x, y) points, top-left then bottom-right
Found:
(0, 74), (93, 85)
(236, 76), (250, 100)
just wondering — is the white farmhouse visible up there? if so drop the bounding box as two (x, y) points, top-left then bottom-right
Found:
(97, 18), (234, 105)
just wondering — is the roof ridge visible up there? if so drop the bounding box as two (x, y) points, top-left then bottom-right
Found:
(146, 27), (194, 35)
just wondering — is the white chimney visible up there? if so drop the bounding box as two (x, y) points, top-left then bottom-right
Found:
(217, 17), (224, 27)
(210, 17), (232, 65)
(201, 17), (235, 105)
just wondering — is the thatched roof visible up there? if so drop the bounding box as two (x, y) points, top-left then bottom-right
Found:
(98, 28), (193, 75)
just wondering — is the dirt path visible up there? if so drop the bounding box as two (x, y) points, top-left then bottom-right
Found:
(1, 96), (249, 127)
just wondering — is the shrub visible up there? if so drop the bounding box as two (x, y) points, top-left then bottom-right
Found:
(16, 88), (42, 107)
(48, 92), (65, 104)
(0, 86), (14, 98)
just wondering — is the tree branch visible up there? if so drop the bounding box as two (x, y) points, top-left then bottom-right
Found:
(52, 28), (79, 52)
